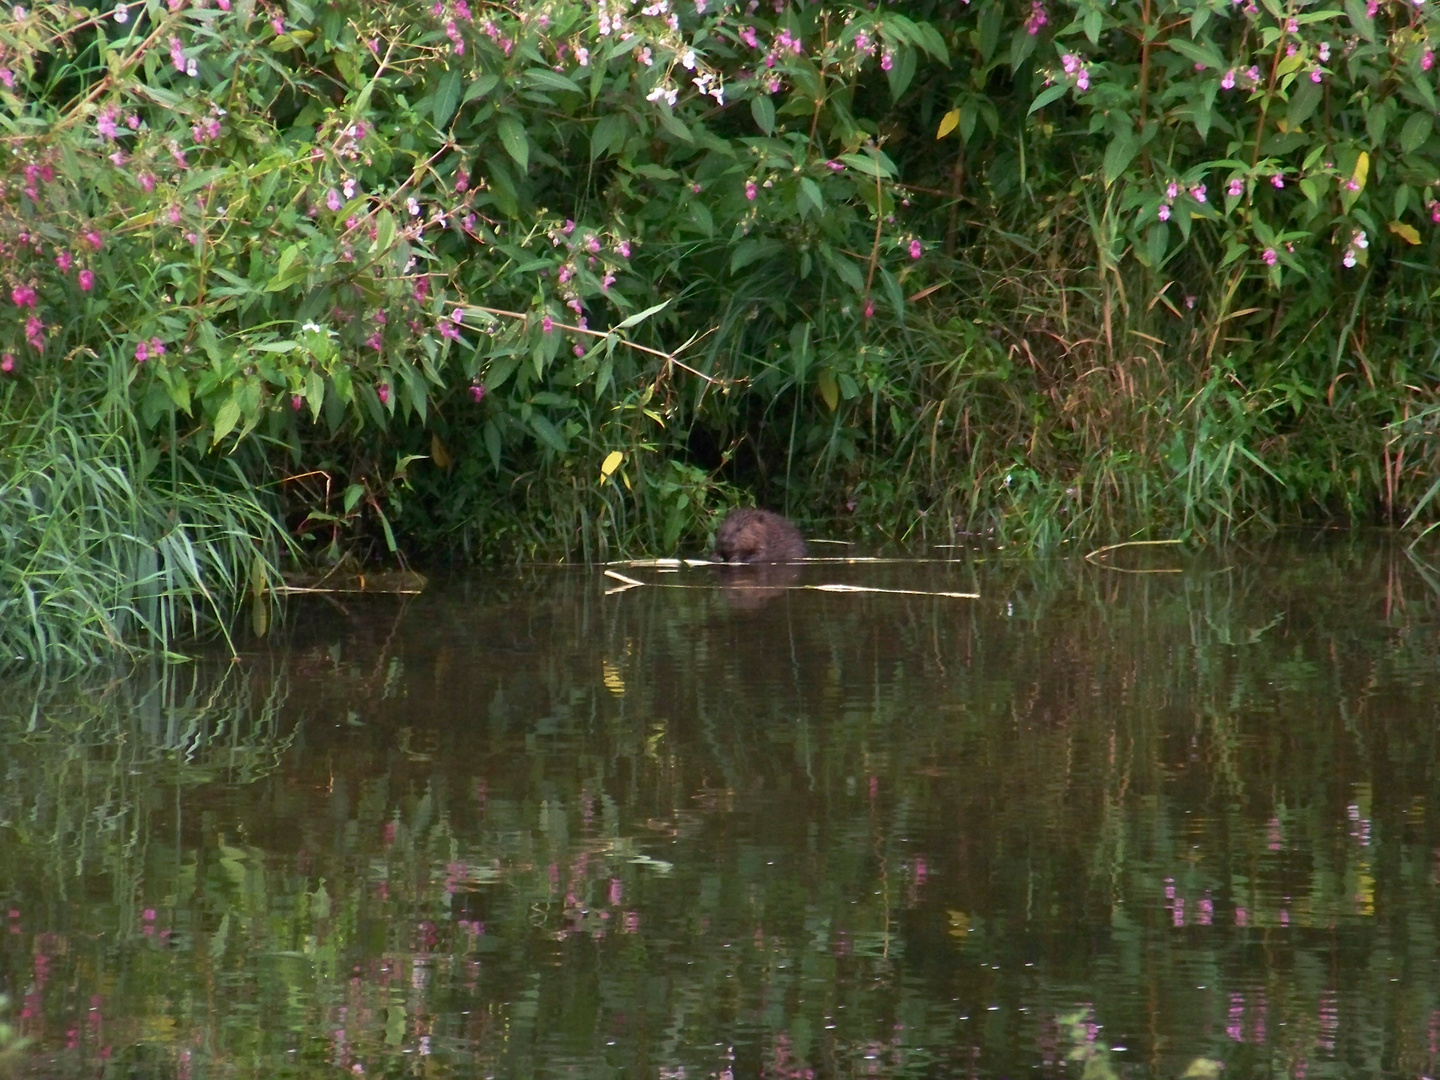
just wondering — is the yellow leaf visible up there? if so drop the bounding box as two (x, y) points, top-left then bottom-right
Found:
(936, 108), (960, 140)
(817, 369), (839, 411)
(1353, 151), (1369, 193)
(600, 450), (623, 481)
(430, 432), (452, 470)
(1388, 220), (1421, 244)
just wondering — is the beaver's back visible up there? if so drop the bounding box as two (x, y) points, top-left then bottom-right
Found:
(713, 508), (807, 563)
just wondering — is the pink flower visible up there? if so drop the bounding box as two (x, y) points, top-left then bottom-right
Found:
(25, 316), (43, 350)
(326, 188), (342, 211)
(541, 315), (554, 333)
(85, 230), (103, 250)
(1166, 180), (1180, 199)
(366, 331), (383, 350)
(601, 273), (616, 290)
(470, 384), (486, 402)
(1272, 174), (1284, 188)
(1026, 0), (1048, 33)
(880, 50), (894, 70)
(291, 394), (304, 410)
(1227, 178), (1244, 197)
(454, 169), (469, 193)
(139, 172), (156, 193)
(1157, 203), (1171, 221)
(169, 36), (187, 73)
(1425, 49), (1435, 71)
(1262, 247), (1277, 265)
(863, 298), (874, 318)
(1191, 184), (1207, 203)
(1221, 69), (1236, 89)
(377, 383), (391, 405)
(617, 240), (631, 258)
(908, 239), (922, 259)
(135, 340), (149, 363)
(149, 336), (165, 356)
(79, 270), (95, 291)
(0, 70), (13, 89)
(745, 180), (757, 201)
(1, 353), (14, 374)
(11, 285), (37, 308)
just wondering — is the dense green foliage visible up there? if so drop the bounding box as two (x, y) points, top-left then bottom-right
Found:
(2, 0), (1440, 659)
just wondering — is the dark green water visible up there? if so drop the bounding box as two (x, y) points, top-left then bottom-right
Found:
(3, 538), (1440, 1079)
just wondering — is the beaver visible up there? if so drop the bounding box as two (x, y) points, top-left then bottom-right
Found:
(713, 507), (807, 563)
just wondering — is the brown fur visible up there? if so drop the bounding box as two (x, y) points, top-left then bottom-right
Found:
(713, 507), (807, 563)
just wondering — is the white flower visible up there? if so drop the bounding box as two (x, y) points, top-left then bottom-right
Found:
(680, 48), (696, 69)
(114, 4), (128, 22)
(407, 197), (421, 216)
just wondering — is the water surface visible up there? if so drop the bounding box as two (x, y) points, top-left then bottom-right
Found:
(3, 537), (1439, 1078)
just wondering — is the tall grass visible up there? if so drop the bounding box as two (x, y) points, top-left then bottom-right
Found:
(0, 353), (287, 670)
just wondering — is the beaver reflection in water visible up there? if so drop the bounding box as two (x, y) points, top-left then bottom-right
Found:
(713, 507), (807, 563)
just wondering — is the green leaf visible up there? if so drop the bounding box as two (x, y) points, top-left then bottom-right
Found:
(820, 246), (866, 292)
(529, 412), (568, 453)
(913, 22), (950, 63)
(1344, 0), (1375, 40)
(978, 4), (1002, 63)
(433, 66), (461, 129)
(1400, 111), (1432, 154)
(1103, 129), (1139, 187)
(497, 116), (529, 171)
(751, 94), (775, 134)
(799, 177), (825, 214)
(1167, 38), (1225, 70)
(1083, 8), (1103, 44)
(730, 238), (784, 273)
(486, 353), (520, 390)
(374, 209), (396, 253)
(1286, 78), (1323, 126)
(463, 71), (499, 103)
(1028, 82), (1069, 115)
(590, 113), (627, 159)
(212, 396), (241, 445)
(483, 421), (502, 470)
(655, 109), (693, 143)
(886, 46), (917, 100)
(615, 299), (670, 330)
(525, 68), (582, 94)
(1009, 27), (1037, 71)
(837, 151), (896, 178)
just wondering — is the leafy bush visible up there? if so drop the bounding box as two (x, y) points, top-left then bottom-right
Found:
(2, 0), (1440, 653)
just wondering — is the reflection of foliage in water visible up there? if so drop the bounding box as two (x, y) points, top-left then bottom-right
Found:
(1, 540), (1439, 1078)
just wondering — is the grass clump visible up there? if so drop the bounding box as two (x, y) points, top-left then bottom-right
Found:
(0, 356), (285, 670)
